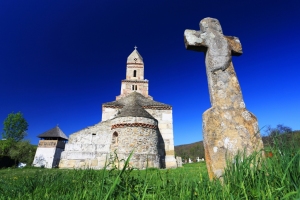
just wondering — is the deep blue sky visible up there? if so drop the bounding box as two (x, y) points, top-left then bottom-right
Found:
(1, 0), (299, 145)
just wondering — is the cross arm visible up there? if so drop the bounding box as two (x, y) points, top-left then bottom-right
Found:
(184, 29), (207, 52)
(225, 36), (243, 56)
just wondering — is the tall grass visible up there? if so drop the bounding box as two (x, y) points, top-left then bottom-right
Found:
(0, 138), (299, 199)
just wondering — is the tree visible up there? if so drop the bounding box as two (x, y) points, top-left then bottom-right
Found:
(265, 124), (292, 137)
(9, 141), (36, 165)
(2, 112), (28, 142)
(0, 139), (14, 156)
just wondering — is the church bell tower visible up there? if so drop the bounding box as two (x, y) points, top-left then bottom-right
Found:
(116, 47), (152, 100)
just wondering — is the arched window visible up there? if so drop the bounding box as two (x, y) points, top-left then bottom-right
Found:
(133, 70), (137, 77)
(112, 132), (118, 144)
(132, 85), (135, 90)
(135, 85), (137, 90)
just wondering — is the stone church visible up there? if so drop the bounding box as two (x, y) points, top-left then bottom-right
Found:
(59, 48), (177, 169)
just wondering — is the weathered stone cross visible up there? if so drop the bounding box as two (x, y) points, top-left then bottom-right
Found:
(184, 17), (243, 107)
(184, 18), (264, 179)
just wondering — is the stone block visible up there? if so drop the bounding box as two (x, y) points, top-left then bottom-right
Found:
(91, 159), (98, 167)
(165, 150), (175, 156)
(162, 113), (172, 122)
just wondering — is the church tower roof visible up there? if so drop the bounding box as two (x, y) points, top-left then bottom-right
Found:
(127, 46), (143, 64)
(37, 126), (68, 140)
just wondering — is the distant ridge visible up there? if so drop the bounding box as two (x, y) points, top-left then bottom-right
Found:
(175, 141), (204, 161)
(175, 130), (300, 161)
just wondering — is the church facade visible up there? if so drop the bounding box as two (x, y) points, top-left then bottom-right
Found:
(59, 48), (177, 169)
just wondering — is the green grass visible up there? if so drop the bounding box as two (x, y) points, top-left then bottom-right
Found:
(0, 143), (299, 199)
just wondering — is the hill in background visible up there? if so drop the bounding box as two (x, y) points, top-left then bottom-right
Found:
(175, 130), (300, 163)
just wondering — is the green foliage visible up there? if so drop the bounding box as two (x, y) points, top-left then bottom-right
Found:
(0, 112), (34, 166)
(8, 141), (36, 165)
(223, 136), (300, 199)
(175, 124), (299, 161)
(0, 139), (14, 156)
(265, 124), (292, 137)
(0, 140), (36, 166)
(0, 141), (299, 199)
(263, 130), (300, 150)
(175, 142), (205, 161)
(2, 112), (28, 142)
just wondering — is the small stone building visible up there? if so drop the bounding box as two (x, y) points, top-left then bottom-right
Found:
(33, 126), (68, 168)
(59, 48), (177, 169)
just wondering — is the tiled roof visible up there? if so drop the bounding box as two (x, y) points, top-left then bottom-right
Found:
(115, 96), (155, 119)
(103, 92), (171, 109)
(37, 126), (68, 140)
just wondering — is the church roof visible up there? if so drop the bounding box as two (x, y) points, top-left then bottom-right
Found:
(127, 48), (143, 64)
(37, 126), (68, 140)
(103, 92), (171, 110)
(116, 95), (155, 119)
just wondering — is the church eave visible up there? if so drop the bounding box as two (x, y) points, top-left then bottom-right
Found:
(126, 63), (144, 65)
(111, 123), (157, 130)
(121, 80), (148, 83)
(143, 105), (172, 110)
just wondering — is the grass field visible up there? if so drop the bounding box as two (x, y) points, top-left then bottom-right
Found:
(0, 141), (299, 199)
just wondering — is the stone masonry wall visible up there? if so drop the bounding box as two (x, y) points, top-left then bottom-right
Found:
(64, 107), (177, 169)
(111, 116), (160, 169)
(119, 80), (149, 99)
(145, 109), (177, 168)
(59, 121), (112, 169)
(126, 64), (144, 80)
(102, 107), (119, 121)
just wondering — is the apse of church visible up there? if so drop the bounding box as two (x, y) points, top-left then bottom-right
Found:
(59, 47), (177, 169)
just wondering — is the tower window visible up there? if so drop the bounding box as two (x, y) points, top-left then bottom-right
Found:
(133, 70), (137, 77)
(132, 85), (137, 91)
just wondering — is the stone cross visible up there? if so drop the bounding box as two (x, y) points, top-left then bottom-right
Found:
(184, 17), (264, 179)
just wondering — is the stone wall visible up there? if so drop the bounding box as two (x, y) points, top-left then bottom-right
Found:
(126, 63), (144, 80)
(102, 107), (119, 121)
(59, 121), (112, 169)
(145, 109), (177, 168)
(110, 116), (160, 169)
(33, 145), (64, 168)
(53, 148), (64, 167)
(61, 107), (177, 169)
(118, 80), (150, 99)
